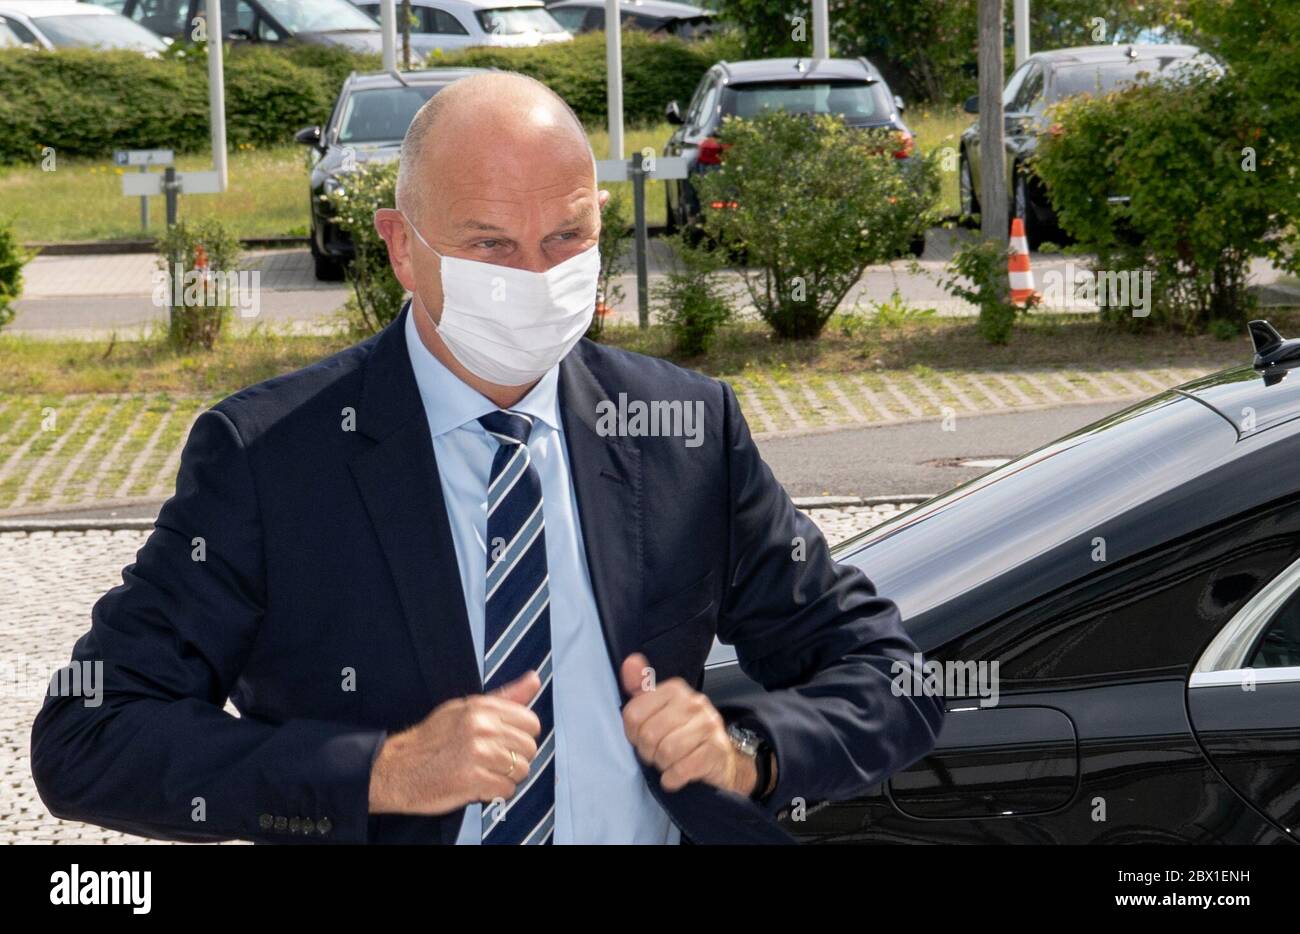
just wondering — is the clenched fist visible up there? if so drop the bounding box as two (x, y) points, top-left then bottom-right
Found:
(368, 671), (542, 815)
(619, 653), (761, 797)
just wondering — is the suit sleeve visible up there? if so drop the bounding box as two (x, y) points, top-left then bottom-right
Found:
(29, 408), (386, 844)
(712, 381), (945, 818)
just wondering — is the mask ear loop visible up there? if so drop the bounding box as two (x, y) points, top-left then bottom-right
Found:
(399, 210), (447, 337)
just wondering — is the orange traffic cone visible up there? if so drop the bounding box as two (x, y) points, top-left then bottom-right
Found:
(1008, 218), (1037, 307)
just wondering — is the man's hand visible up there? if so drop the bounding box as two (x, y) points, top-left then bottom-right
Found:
(368, 671), (542, 815)
(620, 653), (758, 797)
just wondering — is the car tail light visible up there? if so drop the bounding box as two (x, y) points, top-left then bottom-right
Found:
(708, 200), (739, 210)
(697, 137), (728, 165)
(892, 131), (915, 159)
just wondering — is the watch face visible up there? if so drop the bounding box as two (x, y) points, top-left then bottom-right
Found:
(728, 724), (760, 756)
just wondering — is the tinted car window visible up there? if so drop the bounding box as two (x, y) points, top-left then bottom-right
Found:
(251, 0), (377, 32)
(724, 81), (889, 121)
(1013, 63), (1043, 111)
(1250, 588), (1300, 668)
(549, 6), (585, 31)
(0, 15), (37, 43)
(127, 0), (188, 37)
(425, 7), (470, 34)
(336, 86), (440, 143)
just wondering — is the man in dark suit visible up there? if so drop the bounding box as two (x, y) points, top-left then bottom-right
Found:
(31, 72), (943, 844)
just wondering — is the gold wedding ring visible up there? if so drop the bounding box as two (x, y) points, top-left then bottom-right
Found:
(505, 748), (518, 778)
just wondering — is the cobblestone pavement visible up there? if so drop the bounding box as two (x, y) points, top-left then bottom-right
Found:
(0, 503), (903, 844)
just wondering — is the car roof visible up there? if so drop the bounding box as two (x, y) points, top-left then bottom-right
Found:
(342, 67), (494, 92)
(548, 0), (710, 15)
(1028, 43), (1203, 66)
(397, 0), (548, 7)
(831, 362), (1300, 652)
(716, 57), (883, 84)
(0, 1), (116, 14)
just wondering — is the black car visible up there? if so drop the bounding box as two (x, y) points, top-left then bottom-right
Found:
(90, 0), (389, 53)
(960, 43), (1215, 249)
(297, 67), (488, 280)
(545, 0), (714, 38)
(705, 321), (1300, 844)
(663, 57), (923, 254)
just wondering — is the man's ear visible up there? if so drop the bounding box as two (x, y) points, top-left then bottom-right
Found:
(597, 188), (611, 210)
(374, 208), (419, 292)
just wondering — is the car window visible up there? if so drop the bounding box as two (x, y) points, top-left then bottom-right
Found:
(724, 81), (889, 121)
(1001, 61), (1031, 107)
(336, 86), (441, 144)
(623, 12), (664, 31)
(0, 15), (38, 44)
(688, 79), (720, 130)
(28, 13), (169, 51)
(1050, 61), (1176, 102)
(549, 7), (585, 32)
(123, 0), (187, 36)
(476, 6), (562, 35)
(1250, 587), (1300, 668)
(244, 0), (377, 33)
(423, 7), (469, 34)
(1012, 63), (1043, 112)
(583, 6), (604, 30)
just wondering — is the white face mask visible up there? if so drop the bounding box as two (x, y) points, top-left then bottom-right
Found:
(402, 211), (600, 387)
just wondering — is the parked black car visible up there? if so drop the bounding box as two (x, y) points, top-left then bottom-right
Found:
(545, 0), (714, 38)
(706, 321), (1300, 843)
(297, 67), (488, 280)
(960, 43), (1215, 249)
(663, 56), (923, 254)
(90, 0), (389, 53)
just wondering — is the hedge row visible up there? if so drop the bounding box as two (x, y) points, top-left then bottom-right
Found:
(0, 32), (735, 165)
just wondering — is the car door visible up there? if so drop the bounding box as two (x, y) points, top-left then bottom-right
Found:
(664, 71), (720, 220)
(1002, 61), (1044, 199)
(1188, 553), (1300, 841)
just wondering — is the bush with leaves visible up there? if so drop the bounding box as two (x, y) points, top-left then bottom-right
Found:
(0, 217), (28, 332)
(652, 233), (734, 356)
(693, 110), (938, 340)
(939, 239), (1027, 345)
(589, 188), (633, 341)
(1033, 68), (1297, 333)
(154, 218), (243, 350)
(327, 161), (407, 336)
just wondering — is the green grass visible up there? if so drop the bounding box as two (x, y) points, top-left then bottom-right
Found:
(1, 125), (677, 245)
(907, 104), (969, 219)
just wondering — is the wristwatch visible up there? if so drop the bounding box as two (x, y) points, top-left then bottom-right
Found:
(726, 723), (773, 802)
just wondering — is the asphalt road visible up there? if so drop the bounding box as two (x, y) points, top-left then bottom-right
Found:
(760, 401), (1130, 498)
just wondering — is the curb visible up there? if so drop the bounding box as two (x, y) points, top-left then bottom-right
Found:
(1, 495), (936, 533)
(25, 236), (310, 256)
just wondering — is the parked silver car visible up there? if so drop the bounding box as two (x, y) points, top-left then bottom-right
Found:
(352, 0), (571, 54)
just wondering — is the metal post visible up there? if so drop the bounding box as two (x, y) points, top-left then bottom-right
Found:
(380, 0), (396, 71)
(605, 0), (624, 160)
(139, 165), (148, 232)
(164, 167), (180, 227)
(631, 152), (648, 328)
(1014, 0), (1030, 67)
(207, 2), (227, 191)
(811, 0), (829, 59)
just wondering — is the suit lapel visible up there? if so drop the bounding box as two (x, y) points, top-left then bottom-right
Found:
(348, 309), (481, 712)
(558, 346), (643, 673)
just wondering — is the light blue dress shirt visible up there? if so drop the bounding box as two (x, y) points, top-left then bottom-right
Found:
(404, 308), (681, 844)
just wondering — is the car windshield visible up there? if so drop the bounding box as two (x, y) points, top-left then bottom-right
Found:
(476, 6), (562, 34)
(0, 22), (22, 47)
(337, 86), (441, 143)
(31, 14), (168, 50)
(1051, 58), (1192, 100)
(725, 81), (889, 120)
(256, 0), (379, 32)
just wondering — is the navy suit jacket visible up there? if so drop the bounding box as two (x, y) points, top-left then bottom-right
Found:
(31, 308), (943, 844)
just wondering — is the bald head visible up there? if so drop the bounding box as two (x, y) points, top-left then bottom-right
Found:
(396, 71), (595, 223)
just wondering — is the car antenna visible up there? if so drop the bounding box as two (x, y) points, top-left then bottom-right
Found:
(1249, 320), (1300, 369)
(389, 68), (411, 88)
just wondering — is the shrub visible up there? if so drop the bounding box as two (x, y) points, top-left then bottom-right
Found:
(589, 188), (633, 341)
(652, 233), (734, 356)
(328, 161), (406, 336)
(1033, 69), (1298, 332)
(694, 110), (939, 340)
(0, 217), (27, 332)
(939, 239), (1026, 345)
(154, 217), (243, 350)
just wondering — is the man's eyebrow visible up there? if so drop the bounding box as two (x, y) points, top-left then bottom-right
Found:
(455, 219), (508, 233)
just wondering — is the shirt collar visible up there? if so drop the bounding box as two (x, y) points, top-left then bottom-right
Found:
(403, 302), (563, 438)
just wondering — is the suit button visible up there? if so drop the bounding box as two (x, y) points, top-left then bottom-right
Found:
(258, 813), (273, 831)
(317, 817), (332, 836)
(289, 817), (301, 834)
(274, 816), (287, 832)
(302, 818), (315, 835)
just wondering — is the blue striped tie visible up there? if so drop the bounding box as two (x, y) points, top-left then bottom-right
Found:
(478, 410), (555, 845)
